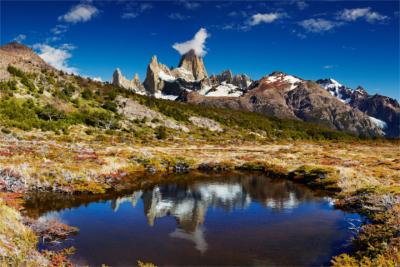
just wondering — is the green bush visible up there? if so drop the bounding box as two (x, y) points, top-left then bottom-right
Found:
(102, 101), (118, 113)
(81, 88), (93, 100)
(21, 76), (36, 91)
(7, 66), (25, 77)
(0, 80), (18, 91)
(36, 104), (66, 121)
(155, 126), (167, 139)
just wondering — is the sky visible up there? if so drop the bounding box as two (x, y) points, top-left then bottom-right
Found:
(1, 0), (399, 99)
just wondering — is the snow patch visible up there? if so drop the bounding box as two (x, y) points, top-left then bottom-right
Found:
(369, 116), (387, 130)
(318, 78), (350, 102)
(158, 70), (176, 82)
(154, 92), (178, 100)
(205, 83), (243, 97)
(266, 73), (301, 90)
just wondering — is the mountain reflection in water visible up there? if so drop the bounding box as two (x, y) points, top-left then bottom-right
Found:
(24, 173), (360, 266)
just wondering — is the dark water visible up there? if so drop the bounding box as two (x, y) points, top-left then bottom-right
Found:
(24, 173), (362, 266)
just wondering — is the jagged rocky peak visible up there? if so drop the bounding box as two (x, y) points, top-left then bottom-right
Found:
(112, 68), (145, 94)
(178, 49), (208, 80)
(210, 69), (252, 90)
(143, 55), (161, 95)
(143, 55), (174, 95)
(355, 86), (368, 95)
(232, 74), (252, 89)
(316, 78), (343, 89)
(220, 70), (233, 81)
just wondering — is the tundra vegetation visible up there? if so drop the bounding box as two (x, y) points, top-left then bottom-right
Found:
(0, 66), (398, 266)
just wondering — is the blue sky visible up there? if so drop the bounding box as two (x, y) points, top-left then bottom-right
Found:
(1, 1), (399, 99)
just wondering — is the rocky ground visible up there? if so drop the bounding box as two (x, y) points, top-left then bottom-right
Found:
(0, 131), (399, 266)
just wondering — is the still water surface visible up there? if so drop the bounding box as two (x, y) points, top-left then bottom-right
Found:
(24, 173), (362, 266)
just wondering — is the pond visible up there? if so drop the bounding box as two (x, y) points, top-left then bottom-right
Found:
(23, 172), (363, 266)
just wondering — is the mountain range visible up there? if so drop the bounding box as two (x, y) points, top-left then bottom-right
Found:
(0, 41), (398, 138)
(112, 47), (399, 137)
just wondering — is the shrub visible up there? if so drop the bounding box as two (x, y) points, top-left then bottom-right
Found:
(1, 128), (11, 134)
(36, 104), (66, 121)
(7, 66), (24, 77)
(155, 126), (167, 139)
(0, 80), (18, 91)
(102, 101), (118, 113)
(21, 76), (36, 91)
(81, 88), (93, 100)
(80, 109), (119, 129)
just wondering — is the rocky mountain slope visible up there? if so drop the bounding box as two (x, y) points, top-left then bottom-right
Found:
(183, 72), (382, 137)
(317, 79), (400, 137)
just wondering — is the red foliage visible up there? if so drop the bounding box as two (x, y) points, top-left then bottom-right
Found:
(0, 150), (13, 157)
(104, 170), (128, 181)
(0, 192), (24, 210)
(74, 150), (98, 161)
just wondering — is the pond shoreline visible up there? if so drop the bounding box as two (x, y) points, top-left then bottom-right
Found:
(22, 171), (362, 266)
(1, 141), (399, 266)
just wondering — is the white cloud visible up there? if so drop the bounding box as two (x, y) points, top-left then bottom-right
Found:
(92, 76), (103, 82)
(337, 8), (388, 23)
(138, 3), (153, 12)
(13, 34), (26, 43)
(33, 43), (78, 74)
(292, 29), (307, 39)
(51, 25), (68, 35)
(121, 3), (152, 19)
(172, 28), (209, 57)
(248, 13), (286, 26)
(296, 1), (308, 10)
(122, 12), (138, 19)
(58, 4), (99, 24)
(323, 65), (334, 69)
(299, 18), (341, 32)
(168, 13), (190, 20)
(179, 0), (200, 10)
(228, 11), (248, 18)
(46, 36), (61, 43)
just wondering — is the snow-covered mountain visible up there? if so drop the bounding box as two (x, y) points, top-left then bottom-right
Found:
(316, 78), (399, 137)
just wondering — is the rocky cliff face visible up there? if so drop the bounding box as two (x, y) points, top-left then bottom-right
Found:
(317, 79), (400, 137)
(210, 70), (252, 90)
(112, 68), (145, 94)
(143, 55), (176, 95)
(178, 49), (208, 81)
